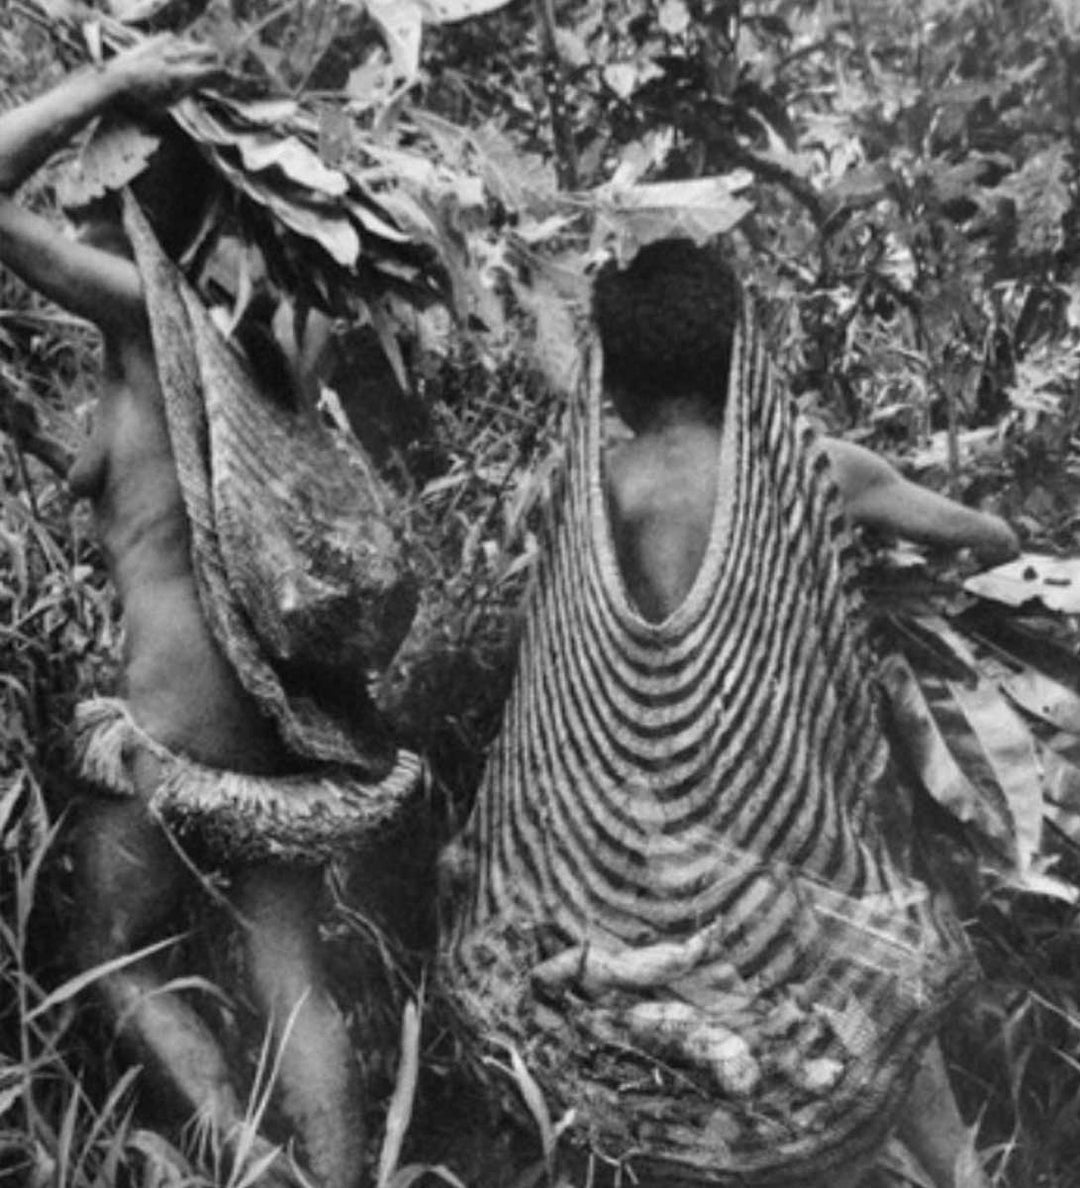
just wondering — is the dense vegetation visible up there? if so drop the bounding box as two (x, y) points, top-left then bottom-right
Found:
(4, 0), (1080, 1184)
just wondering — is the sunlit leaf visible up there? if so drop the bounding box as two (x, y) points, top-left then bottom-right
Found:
(234, 135), (349, 197)
(1000, 666), (1080, 737)
(965, 555), (1080, 615)
(367, 0), (425, 82)
(946, 668), (1044, 873)
(56, 116), (161, 209)
(418, 0), (514, 22)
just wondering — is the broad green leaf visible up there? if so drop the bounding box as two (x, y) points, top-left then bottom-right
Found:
(880, 653), (1016, 858)
(946, 670), (1044, 873)
(235, 135), (349, 198)
(1000, 666), (1080, 737)
(209, 151), (361, 267)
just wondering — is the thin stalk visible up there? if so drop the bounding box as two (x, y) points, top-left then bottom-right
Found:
(532, 0), (578, 190)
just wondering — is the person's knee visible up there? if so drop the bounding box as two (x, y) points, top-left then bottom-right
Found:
(236, 865), (330, 1018)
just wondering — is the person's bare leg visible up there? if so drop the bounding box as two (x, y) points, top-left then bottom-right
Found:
(897, 1041), (989, 1188)
(236, 864), (364, 1188)
(72, 794), (243, 1137)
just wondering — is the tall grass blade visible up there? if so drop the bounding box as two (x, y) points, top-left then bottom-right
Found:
(505, 1044), (555, 1168)
(228, 991), (308, 1188)
(377, 997), (422, 1188)
(24, 934), (183, 1022)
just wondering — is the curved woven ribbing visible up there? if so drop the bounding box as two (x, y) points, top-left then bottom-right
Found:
(442, 306), (974, 1185)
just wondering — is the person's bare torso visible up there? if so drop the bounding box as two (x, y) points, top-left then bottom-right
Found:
(604, 422), (721, 623)
(69, 329), (292, 773)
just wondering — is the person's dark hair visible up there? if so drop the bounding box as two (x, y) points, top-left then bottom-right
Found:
(592, 238), (740, 412)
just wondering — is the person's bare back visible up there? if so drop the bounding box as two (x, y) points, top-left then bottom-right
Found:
(0, 40), (376, 1188)
(605, 420), (721, 622)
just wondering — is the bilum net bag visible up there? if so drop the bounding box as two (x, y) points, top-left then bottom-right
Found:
(440, 305), (975, 1186)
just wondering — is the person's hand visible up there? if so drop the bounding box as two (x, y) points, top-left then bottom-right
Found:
(970, 516), (1021, 567)
(104, 35), (222, 109)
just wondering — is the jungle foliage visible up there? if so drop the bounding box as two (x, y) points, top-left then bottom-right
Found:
(4, 0), (1080, 1185)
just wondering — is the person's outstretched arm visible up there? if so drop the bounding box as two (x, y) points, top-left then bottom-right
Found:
(0, 37), (218, 332)
(823, 437), (1020, 565)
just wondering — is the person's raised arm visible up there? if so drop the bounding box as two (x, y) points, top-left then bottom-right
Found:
(822, 437), (1020, 565)
(0, 37), (219, 332)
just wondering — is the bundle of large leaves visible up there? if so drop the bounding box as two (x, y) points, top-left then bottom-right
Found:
(22, 1), (461, 319)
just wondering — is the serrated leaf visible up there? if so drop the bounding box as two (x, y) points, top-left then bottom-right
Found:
(56, 116), (161, 209)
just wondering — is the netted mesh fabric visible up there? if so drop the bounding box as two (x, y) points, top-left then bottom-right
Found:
(440, 305), (976, 1185)
(121, 192), (415, 773)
